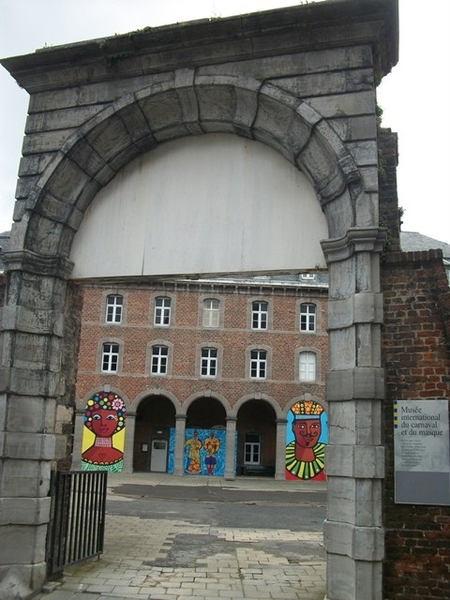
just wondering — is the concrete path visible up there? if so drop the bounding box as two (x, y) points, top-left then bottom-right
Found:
(34, 474), (326, 600)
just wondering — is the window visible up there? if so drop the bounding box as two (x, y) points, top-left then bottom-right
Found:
(244, 434), (261, 464)
(203, 298), (220, 328)
(102, 343), (119, 372)
(299, 351), (316, 381)
(154, 297), (171, 326)
(300, 303), (316, 332)
(151, 345), (169, 375)
(252, 301), (268, 330)
(201, 347), (217, 377)
(250, 349), (267, 379)
(106, 294), (123, 323)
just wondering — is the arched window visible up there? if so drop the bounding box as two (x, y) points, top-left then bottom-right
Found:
(151, 345), (169, 374)
(250, 349), (267, 379)
(101, 342), (119, 372)
(203, 298), (220, 327)
(299, 351), (316, 381)
(154, 297), (171, 326)
(300, 303), (316, 332)
(201, 347), (218, 377)
(252, 301), (268, 330)
(106, 294), (123, 323)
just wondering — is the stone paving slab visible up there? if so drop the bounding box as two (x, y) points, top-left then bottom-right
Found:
(35, 513), (325, 599)
(34, 475), (326, 600)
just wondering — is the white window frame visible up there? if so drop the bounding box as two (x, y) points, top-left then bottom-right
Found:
(154, 297), (171, 327)
(202, 298), (220, 328)
(106, 294), (123, 324)
(252, 301), (268, 330)
(151, 345), (169, 375)
(300, 303), (316, 332)
(250, 349), (267, 379)
(299, 351), (316, 381)
(201, 347), (218, 377)
(244, 434), (261, 465)
(101, 342), (119, 372)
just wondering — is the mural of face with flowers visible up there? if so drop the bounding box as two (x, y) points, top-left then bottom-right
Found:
(81, 392), (126, 472)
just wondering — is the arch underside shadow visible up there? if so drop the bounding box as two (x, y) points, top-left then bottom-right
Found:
(21, 74), (364, 263)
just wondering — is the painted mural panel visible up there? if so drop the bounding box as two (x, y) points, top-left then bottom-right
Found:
(167, 428), (226, 476)
(285, 400), (327, 481)
(81, 391), (126, 472)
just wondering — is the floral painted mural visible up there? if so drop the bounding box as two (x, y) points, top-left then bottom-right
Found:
(285, 400), (327, 481)
(81, 391), (126, 472)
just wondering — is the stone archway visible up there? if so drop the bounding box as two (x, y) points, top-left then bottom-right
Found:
(2, 76), (385, 598)
(1, 3), (396, 596)
(16, 74), (362, 261)
(1, 73), (382, 600)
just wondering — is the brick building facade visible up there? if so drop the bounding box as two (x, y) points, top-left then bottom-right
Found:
(71, 275), (329, 479)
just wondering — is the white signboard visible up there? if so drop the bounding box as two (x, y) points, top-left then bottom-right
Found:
(394, 399), (450, 505)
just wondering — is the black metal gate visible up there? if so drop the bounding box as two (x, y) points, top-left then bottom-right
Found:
(46, 470), (108, 576)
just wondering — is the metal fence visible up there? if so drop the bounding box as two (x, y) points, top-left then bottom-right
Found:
(47, 470), (108, 576)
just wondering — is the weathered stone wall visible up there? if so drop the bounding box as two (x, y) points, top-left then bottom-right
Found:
(381, 250), (450, 599)
(378, 127), (401, 253)
(56, 281), (83, 471)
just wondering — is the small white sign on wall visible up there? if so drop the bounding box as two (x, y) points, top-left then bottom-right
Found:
(394, 399), (450, 505)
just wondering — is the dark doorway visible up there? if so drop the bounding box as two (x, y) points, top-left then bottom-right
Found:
(237, 399), (276, 476)
(133, 395), (176, 472)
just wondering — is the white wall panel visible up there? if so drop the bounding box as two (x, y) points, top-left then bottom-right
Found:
(70, 134), (328, 278)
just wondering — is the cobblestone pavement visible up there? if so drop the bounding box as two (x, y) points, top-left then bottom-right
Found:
(35, 475), (326, 599)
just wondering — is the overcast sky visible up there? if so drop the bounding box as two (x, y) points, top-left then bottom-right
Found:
(0, 0), (449, 243)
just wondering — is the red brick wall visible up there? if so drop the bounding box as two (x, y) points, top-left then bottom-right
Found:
(382, 250), (450, 600)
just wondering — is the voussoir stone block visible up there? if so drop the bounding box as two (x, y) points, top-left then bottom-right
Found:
(138, 88), (184, 130)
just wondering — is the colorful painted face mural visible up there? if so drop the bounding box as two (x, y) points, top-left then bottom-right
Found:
(81, 392), (126, 472)
(285, 400), (327, 481)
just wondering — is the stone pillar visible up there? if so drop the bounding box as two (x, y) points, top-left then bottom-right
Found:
(122, 414), (135, 474)
(322, 229), (385, 600)
(274, 418), (287, 480)
(224, 417), (237, 480)
(173, 414), (186, 476)
(71, 409), (85, 470)
(0, 251), (73, 597)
